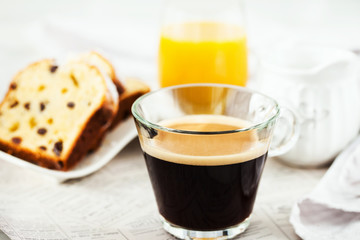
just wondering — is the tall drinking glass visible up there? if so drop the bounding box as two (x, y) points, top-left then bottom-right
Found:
(132, 84), (298, 239)
(158, 0), (248, 87)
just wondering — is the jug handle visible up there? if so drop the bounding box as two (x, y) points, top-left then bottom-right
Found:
(269, 107), (300, 158)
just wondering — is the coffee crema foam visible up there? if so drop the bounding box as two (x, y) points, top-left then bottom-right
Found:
(141, 115), (268, 166)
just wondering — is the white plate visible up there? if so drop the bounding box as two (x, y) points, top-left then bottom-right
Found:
(0, 117), (138, 182)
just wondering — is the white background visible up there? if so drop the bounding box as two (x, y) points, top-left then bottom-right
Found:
(1, 0), (360, 89)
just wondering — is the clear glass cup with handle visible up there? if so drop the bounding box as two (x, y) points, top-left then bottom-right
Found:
(132, 84), (298, 239)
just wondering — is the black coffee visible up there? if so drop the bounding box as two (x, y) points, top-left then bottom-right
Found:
(144, 151), (267, 230)
(140, 115), (268, 231)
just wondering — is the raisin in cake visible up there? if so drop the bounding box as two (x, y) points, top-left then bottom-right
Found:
(0, 59), (117, 171)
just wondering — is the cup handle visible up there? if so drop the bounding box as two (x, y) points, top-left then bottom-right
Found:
(268, 107), (300, 158)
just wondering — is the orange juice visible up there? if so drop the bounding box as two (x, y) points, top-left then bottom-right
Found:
(159, 22), (247, 87)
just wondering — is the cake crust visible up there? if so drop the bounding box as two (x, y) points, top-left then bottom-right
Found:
(110, 77), (150, 128)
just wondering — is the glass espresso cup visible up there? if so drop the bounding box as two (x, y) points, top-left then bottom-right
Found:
(132, 84), (297, 239)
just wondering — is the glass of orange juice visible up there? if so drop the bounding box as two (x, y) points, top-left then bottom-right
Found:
(158, 0), (247, 88)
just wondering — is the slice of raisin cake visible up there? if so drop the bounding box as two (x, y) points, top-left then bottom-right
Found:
(71, 51), (123, 151)
(0, 59), (116, 171)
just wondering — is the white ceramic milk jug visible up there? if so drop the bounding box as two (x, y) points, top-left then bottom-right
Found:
(257, 45), (360, 167)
